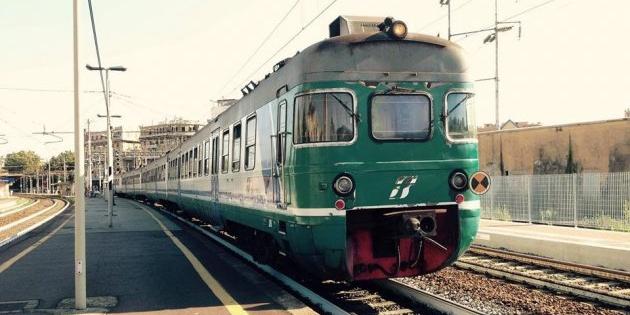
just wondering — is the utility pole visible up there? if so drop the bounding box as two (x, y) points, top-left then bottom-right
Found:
(86, 65), (126, 228)
(494, 0), (500, 129)
(47, 159), (51, 194)
(440, 0), (452, 40)
(63, 158), (67, 183)
(72, 0), (87, 309)
(86, 120), (92, 196)
(449, 0), (521, 129)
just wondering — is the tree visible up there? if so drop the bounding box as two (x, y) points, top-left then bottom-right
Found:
(48, 150), (74, 171)
(565, 136), (580, 174)
(4, 151), (42, 174)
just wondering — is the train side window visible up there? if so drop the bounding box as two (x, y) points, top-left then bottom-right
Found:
(278, 101), (287, 164)
(221, 130), (229, 173)
(203, 141), (209, 176)
(189, 149), (193, 177)
(183, 153), (188, 178)
(445, 92), (477, 141)
(294, 92), (354, 144)
(193, 147), (198, 177)
(212, 136), (219, 174)
(245, 116), (256, 170)
(198, 144), (203, 177)
(232, 123), (242, 172)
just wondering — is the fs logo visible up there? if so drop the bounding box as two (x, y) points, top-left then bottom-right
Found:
(389, 176), (418, 200)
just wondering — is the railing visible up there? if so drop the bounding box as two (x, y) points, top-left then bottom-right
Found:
(480, 172), (630, 232)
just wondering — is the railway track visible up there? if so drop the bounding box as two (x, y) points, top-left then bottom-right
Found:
(0, 196), (70, 247)
(456, 245), (630, 309)
(142, 199), (483, 315)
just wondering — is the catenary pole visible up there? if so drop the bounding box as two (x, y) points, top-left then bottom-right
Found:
(105, 70), (114, 227)
(87, 120), (92, 195)
(494, 0), (500, 129)
(73, 0), (87, 309)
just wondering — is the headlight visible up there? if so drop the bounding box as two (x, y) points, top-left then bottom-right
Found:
(390, 20), (408, 39)
(379, 17), (408, 40)
(449, 171), (468, 191)
(333, 174), (354, 196)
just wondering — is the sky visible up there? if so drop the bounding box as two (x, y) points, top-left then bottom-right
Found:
(1, 0), (629, 159)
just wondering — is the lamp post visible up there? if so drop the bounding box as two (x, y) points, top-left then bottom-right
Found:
(449, 0), (520, 129)
(86, 64), (126, 228)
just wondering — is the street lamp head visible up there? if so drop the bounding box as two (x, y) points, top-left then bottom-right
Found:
(483, 33), (496, 44)
(108, 66), (127, 72)
(85, 64), (103, 71)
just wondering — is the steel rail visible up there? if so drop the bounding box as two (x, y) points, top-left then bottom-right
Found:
(0, 200), (61, 232)
(455, 259), (630, 309)
(374, 279), (484, 315)
(142, 201), (350, 315)
(469, 245), (630, 283)
(0, 199), (38, 217)
(0, 199), (70, 248)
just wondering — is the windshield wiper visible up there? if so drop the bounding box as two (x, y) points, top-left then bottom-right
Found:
(444, 94), (472, 118)
(330, 93), (360, 121)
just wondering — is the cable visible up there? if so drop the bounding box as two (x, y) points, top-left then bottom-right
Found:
(0, 87), (102, 94)
(87, 0), (108, 106)
(419, 0), (474, 32)
(502, 0), (557, 21)
(217, 0), (301, 96)
(453, 0), (558, 44)
(225, 0), (339, 97)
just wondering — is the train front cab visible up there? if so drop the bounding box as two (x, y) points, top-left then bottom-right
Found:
(287, 81), (489, 280)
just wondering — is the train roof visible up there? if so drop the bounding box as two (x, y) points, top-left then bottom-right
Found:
(213, 30), (471, 127)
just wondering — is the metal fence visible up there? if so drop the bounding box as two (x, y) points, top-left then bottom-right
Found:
(480, 172), (630, 232)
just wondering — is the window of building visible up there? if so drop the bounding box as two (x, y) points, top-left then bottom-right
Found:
(371, 94), (431, 141)
(221, 130), (229, 173)
(245, 116), (256, 170)
(293, 92), (354, 144)
(445, 92), (477, 141)
(232, 123), (241, 172)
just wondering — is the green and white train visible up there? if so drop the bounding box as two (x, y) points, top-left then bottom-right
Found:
(119, 16), (490, 281)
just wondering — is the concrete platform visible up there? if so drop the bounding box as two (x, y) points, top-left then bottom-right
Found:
(0, 197), (315, 314)
(474, 219), (630, 271)
(0, 197), (21, 212)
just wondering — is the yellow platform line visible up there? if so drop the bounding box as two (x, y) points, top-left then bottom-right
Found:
(140, 205), (248, 315)
(0, 214), (73, 274)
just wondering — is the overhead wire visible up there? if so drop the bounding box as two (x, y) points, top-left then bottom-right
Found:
(418, 0), (475, 32)
(87, 0), (108, 106)
(0, 87), (104, 94)
(217, 0), (302, 97)
(452, 0), (559, 45)
(502, 0), (557, 21)
(226, 0), (339, 97)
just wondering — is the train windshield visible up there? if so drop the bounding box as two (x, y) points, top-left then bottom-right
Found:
(446, 92), (477, 140)
(371, 94), (431, 140)
(294, 92), (354, 144)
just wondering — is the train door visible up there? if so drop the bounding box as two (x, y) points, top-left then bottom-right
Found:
(210, 131), (220, 202)
(272, 100), (288, 207)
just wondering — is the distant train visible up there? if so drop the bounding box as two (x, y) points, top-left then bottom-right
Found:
(118, 16), (490, 281)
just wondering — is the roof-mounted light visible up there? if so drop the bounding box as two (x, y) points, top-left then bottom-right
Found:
(379, 17), (407, 39)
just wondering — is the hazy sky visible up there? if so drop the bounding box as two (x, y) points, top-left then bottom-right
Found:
(1, 0), (629, 159)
